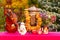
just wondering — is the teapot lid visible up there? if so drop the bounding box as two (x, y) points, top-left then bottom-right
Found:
(24, 6), (41, 12)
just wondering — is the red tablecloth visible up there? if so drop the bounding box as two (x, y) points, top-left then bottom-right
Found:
(0, 32), (60, 40)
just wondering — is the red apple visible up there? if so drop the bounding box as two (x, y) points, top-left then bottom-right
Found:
(32, 30), (37, 34)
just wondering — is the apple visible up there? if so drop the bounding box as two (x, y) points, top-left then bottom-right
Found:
(37, 28), (42, 34)
(32, 30), (37, 34)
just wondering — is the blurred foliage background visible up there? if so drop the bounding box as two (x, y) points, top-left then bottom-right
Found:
(0, 7), (5, 32)
(0, 0), (59, 32)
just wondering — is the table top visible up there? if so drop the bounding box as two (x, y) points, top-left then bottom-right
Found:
(0, 32), (60, 40)
(0, 31), (60, 36)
